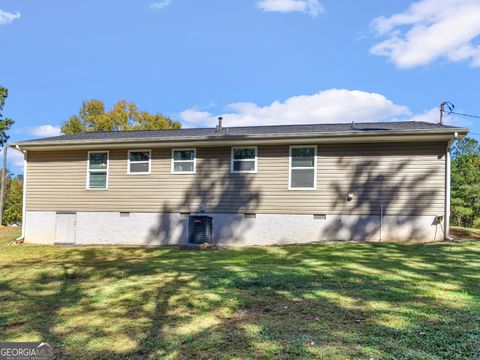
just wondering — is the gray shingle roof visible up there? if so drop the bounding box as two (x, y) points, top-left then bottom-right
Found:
(19, 121), (464, 144)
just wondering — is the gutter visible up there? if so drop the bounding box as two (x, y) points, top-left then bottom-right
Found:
(10, 128), (470, 150)
(444, 131), (459, 241)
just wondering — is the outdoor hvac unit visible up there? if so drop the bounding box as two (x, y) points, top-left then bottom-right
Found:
(188, 215), (213, 244)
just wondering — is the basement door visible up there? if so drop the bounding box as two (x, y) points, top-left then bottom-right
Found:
(54, 212), (76, 244)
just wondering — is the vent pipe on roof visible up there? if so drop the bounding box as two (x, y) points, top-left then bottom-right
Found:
(216, 117), (223, 131)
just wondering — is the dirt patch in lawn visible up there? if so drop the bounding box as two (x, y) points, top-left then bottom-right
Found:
(450, 227), (480, 241)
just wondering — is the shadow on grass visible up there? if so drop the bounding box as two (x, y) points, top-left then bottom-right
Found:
(1, 242), (479, 359)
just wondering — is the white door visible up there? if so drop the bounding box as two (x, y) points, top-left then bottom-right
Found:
(54, 213), (76, 244)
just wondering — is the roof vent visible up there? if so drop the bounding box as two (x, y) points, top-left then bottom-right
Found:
(216, 117), (223, 131)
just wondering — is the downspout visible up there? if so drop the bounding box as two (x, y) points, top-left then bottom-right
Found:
(444, 132), (458, 241)
(15, 145), (27, 242)
(379, 203), (383, 242)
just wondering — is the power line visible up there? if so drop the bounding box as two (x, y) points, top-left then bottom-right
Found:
(449, 111), (480, 119)
(440, 101), (480, 126)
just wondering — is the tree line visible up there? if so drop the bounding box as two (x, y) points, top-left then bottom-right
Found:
(2, 173), (22, 225)
(451, 137), (480, 228)
(0, 86), (17, 225)
(61, 99), (181, 134)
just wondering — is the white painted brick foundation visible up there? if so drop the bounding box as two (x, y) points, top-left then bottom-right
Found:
(24, 211), (445, 245)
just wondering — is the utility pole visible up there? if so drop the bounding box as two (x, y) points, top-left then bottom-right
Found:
(0, 144), (7, 226)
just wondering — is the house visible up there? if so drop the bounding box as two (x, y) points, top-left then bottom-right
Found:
(11, 120), (468, 246)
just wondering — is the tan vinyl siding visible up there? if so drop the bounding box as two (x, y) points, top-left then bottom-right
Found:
(26, 141), (446, 215)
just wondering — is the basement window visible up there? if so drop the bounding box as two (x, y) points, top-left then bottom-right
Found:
(87, 151), (108, 190)
(231, 147), (257, 173)
(172, 149), (196, 174)
(128, 150), (151, 174)
(289, 145), (317, 190)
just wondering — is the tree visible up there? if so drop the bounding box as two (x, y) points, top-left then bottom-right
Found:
(0, 87), (15, 146)
(0, 86), (15, 225)
(452, 137), (480, 159)
(450, 137), (480, 228)
(62, 115), (84, 134)
(61, 99), (181, 134)
(3, 176), (22, 226)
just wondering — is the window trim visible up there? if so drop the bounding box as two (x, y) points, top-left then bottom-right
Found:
(127, 149), (151, 175)
(171, 148), (196, 174)
(231, 146), (258, 174)
(288, 145), (317, 190)
(86, 150), (109, 190)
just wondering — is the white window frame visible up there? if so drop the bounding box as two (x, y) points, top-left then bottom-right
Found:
(231, 146), (258, 174)
(86, 151), (109, 190)
(288, 145), (317, 190)
(127, 149), (151, 175)
(171, 148), (196, 174)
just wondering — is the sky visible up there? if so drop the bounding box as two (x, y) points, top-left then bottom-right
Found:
(1, 0), (479, 173)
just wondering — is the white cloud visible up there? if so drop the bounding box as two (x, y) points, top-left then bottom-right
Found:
(9, 149), (24, 168)
(407, 108), (439, 123)
(257, 0), (323, 17)
(28, 125), (62, 138)
(1, 147), (24, 169)
(179, 89), (411, 128)
(0, 9), (20, 25)
(149, 0), (171, 10)
(370, 0), (480, 68)
(179, 109), (212, 125)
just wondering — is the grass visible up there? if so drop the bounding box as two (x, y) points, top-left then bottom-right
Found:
(0, 226), (22, 245)
(0, 228), (479, 359)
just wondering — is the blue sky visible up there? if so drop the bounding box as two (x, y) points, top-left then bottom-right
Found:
(1, 0), (479, 172)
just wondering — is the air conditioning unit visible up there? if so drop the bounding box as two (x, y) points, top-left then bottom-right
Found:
(188, 215), (213, 244)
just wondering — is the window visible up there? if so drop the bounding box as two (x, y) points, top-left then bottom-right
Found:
(87, 151), (108, 189)
(231, 146), (257, 173)
(172, 148), (196, 173)
(128, 150), (151, 174)
(289, 145), (316, 190)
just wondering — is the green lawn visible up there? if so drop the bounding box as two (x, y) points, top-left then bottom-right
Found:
(0, 228), (479, 359)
